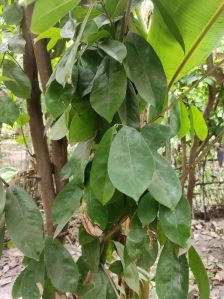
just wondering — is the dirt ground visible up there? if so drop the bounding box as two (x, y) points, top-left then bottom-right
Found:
(0, 218), (223, 299)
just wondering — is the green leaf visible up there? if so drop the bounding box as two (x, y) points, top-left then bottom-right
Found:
(153, 0), (185, 52)
(3, 60), (31, 98)
(8, 35), (26, 54)
(69, 106), (98, 142)
(99, 40), (127, 63)
(156, 242), (189, 299)
(3, 4), (23, 25)
(125, 32), (167, 112)
(82, 239), (100, 273)
(148, 152), (182, 210)
(178, 101), (190, 138)
(118, 82), (140, 129)
(160, 196), (191, 247)
(109, 260), (123, 275)
(45, 237), (79, 293)
(69, 139), (92, 186)
(83, 186), (108, 229)
(105, 0), (128, 18)
(137, 192), (158, 226)
(84, 285), (107, 299)
(0, 96), (19, 126)
(170, 100), (181, 137)
(188, 246), (210, 299)
(12, 270), (25, 299)
(0, 180), (5, 218)
(50, 113), (68, 140)
(31, 0), (80, 34)
(108, 126), (155, 201)
(191, 104), (208, 141)
(52, 181), (83, 237)
(45, 81), (73, 118)
(148, 0), (224, 85)
(5, 185), (44, 260)
(90, 127), (116, 205)
(73, 6), (102, 23)
(42, 275), (56, 299)
(90, 57), (127, 122)
(141, 123), (171, 150)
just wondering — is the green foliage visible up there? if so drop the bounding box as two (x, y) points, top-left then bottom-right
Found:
(0, 0), (219, 297)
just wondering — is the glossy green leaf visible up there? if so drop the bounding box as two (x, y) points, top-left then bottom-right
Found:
(45, 237), (79, 293)
(108, 126), (155, 201)
(69, 106), (98, 142)
(178, 101), (190, 138)
(153, 0), (185, 52)
(82, 239), (100, 273)
(137, 192), (158, 226)
(188, 246), (210, 299)
(69, 139), (92, 186)
(5, 185), (44, 260)
(125, 32), (167, 112)
(90, 57), (127, 122)
(156, 242), (189, 299)
(3, 60), (31, 98)
(99, 40), (127, 63)
(45, 81), (73, 118)
(0, 96), (19, 126)
(141, 123), (171, 150)
(31, 0), (80, 34)
(90, 127), (116, 205)
(160, 196), (191, 247)
(148, 152), (182, 210)
(83, 186), (108, 229)
(3, 4), (23, 25)
(118, 82), (140, 129)
(148, 0), (224, 84)
(52, 181), (83, 237)
(191, 104), (208, 141)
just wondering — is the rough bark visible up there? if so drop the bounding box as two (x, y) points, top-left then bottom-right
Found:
(22, 13), (55, 235)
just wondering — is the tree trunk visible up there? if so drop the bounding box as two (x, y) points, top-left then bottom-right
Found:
(22, 14), (55, 235)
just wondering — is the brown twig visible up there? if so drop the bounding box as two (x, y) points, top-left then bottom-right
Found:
(0, 176), (9, 187)
(102, 215), (128, 243)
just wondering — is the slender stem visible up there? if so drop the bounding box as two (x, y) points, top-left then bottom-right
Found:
(99, 0), (115, 37)
(120, 0), (132, 41)
(149, 58), (224, 123)
(20, 125), (34, 158)
(0, 177), (9, 188)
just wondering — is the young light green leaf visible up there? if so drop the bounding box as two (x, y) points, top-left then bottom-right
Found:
(125, 32), (167, 112)
(52, 181), (83, 237)
(156, 242), (189, 299)
(99, 40), (127, 63)
(188, 246), (210, 299)
(3, 4), (23, 25)
(160, 196), (191, 247)
(90, 57), (127, 122)
(148, 152), (182, 210)
(45, 237), (79, 293)
(137, 192), (158, 226)
(31, 0), (80, 34)
(178, 101), (190, 138)
(191, 104), (208, 141)
(141, 123), (171, 150)
(3, 60), (31, 98)
(153, 0), (185, 53)
(0, 96), (19, 127)
(108, 126), (155, 201)
(5, 185), (44, 260)
(50, 113), (68, 140)
(90, 127), (116, 205)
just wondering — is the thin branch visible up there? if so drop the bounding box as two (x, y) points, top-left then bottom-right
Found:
(0, 176), (9, 187)
(102, 215), (128, 243)
(20, 125), (34, 158)
(150, 58), (224, 123)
